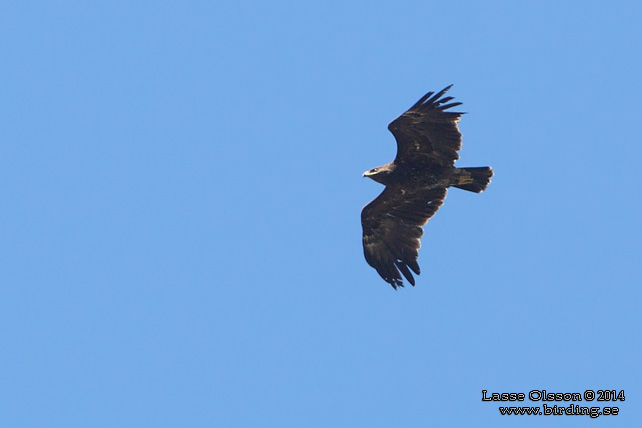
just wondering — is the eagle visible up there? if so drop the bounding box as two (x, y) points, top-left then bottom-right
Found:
(362, 85), (492, 289)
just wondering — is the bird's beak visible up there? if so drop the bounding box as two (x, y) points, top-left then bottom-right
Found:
(362, 171), (370, 177)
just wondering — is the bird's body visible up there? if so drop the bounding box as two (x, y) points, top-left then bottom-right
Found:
(361, 85), (492, 289)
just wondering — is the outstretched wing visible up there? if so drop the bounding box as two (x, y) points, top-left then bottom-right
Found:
(388, 85), (463, 168)
(361, 186), (448, 289)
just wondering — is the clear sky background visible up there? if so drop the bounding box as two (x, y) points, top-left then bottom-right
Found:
(2, 1), (641, 427)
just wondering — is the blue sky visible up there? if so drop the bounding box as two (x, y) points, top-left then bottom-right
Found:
(2, 1), (641, 427)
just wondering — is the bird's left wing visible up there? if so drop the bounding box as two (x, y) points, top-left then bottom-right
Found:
(388, 85), (464, 168)
(361, 186), (447, 289)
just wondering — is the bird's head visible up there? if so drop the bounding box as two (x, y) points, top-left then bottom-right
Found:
(363, 164), (394, 185)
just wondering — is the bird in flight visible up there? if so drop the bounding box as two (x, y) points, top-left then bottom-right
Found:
(361, 85), (492, 289)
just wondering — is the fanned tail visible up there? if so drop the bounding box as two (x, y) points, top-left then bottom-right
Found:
(452, 167), (493, 193)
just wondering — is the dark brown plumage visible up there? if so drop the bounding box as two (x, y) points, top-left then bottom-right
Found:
(361, 85), (493, 289)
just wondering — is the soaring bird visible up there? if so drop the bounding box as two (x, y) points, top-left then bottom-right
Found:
(361, 85), (492, 289)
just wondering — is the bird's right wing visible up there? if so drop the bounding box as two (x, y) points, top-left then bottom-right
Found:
(361, 186), (447, 289)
